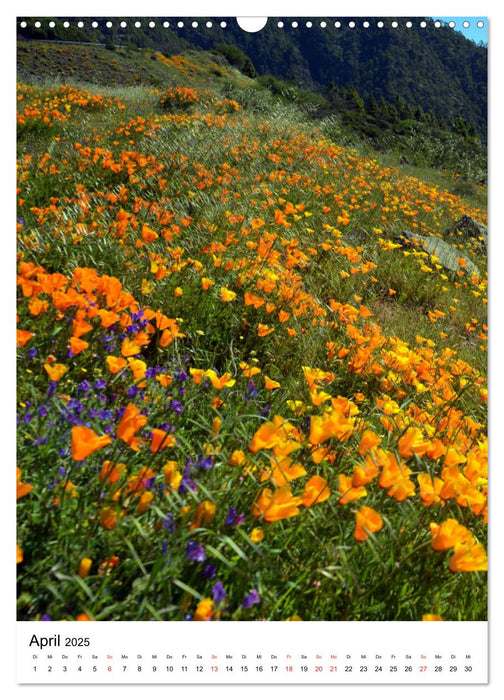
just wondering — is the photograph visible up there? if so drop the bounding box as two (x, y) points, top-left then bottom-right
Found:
(16, 16), (487, 627)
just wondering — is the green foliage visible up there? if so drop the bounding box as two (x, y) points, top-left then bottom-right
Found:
(214, 43), (257, 78)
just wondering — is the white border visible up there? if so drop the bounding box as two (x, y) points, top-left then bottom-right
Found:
(3, 1), (502, 698)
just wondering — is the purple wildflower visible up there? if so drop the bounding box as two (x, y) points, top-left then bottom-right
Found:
(179, 474), (198, 494)
(33, 436), (48, 446)
(185, 540), (206, 563)
(174, 368), (188, 382)
(115, 406), (126, 420)
(225, 507), (237, 526)
(163, 514), (175, 532)
(203, 564), (217, 579)
(169, 399), (183, 414)
(242, 589), (260, 609)
(212, 581), (226, 605)
(199, 455), (213, 470)
(77, 380), (91, 394)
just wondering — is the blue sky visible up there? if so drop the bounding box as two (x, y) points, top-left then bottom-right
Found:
(432, 17), (488, 46)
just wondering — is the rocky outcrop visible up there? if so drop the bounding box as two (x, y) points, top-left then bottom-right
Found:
(399, 228), (480, 277)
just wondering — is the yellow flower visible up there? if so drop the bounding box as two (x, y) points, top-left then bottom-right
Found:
(430, 519), (473, 551)
(205, 369), (236, 389)
(250, 528), (264, 543)
(211, 417), (222, 438)
(194, 598), (214, 621)
(220, 287), (236, 302)
(448, 542), (487, 572)
(78, 557), (93, 578)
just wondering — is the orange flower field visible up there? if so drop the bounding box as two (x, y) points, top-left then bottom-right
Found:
(16, 59), (487, 622)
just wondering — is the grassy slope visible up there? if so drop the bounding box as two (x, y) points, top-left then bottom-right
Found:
(17, 41), (253, 88)
(16, 43), (487, 622)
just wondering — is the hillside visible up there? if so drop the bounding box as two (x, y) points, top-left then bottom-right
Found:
(17, 17), (488, 140)
(17, 41), (254, 89)
(16, 40), (487, 623)
(17, 40), (487, 185)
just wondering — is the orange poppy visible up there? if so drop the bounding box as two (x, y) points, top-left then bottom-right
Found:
(257, 324), (274, 337)
(204, 369), (235, 389)
(302, 475), (331, 507)
(99, 507), (118, 530)
(69, 336), (89, 355)
(17, 467), (33, 499)
(116, 403), (147, 450)
(71, 426), (112, 461)
(448, 542), (487, 572)
(264, 375), (281, 390)
(252, 484), (303, 522)
(16, 329), (32, 347)
(99, 461), (126, 485)
(106, 355), (127, 374)
(121, 338), (141, 357)
(220, 287), (236, 302)
(354, 506), (383, 542)
(194, 598), (214, 621)
(357, 430), (382, 455)
(429, 519), (473, 551)
(44, 363), (67, 381)
(151, 428), (176, 453)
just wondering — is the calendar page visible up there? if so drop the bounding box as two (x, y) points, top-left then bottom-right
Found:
(14, 2), (490, 690)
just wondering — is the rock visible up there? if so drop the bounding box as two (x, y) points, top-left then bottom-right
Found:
(422, 236), (479, 277)
(444, 215), (487, 252)
(398, 230), (426, 247)
(399, 229), (480, 277)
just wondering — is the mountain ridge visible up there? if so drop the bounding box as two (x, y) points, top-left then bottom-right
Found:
(17, 17), (487, 140)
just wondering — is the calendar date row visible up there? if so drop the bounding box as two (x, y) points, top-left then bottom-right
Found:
(32, 662), (474, 674)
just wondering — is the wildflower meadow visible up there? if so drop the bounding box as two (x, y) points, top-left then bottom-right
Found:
(16, 42), (487, 623)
